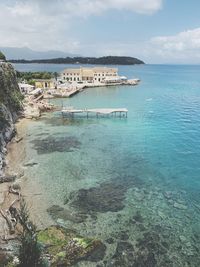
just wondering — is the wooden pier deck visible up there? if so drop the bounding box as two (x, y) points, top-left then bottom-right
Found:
(61, 108), (128, 118)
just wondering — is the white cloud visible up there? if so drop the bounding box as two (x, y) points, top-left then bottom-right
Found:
(83, 28), (200, 64)
(152, 28), (200, 50)
(2, 0), (200, 63)
(18, 0), (163, 16)
(0, 0), (162, 51)
(71, 0), (163, 16)
(150, 28), (200, 63)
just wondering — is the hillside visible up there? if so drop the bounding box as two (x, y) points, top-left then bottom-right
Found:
(0, 46), (79, 60)
(10, 56), (145, 65)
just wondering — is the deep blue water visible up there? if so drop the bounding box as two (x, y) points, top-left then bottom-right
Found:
(18, 64), (200, 266)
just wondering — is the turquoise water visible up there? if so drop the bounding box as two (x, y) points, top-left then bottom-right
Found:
(19, 64), (200, 266)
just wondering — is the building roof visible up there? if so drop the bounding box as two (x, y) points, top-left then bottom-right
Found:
(29, 88), (43, 95)
(62, 69), (81, 73)
(18, 83), (34, 88)
(93, 67), (118, 72)
(81, 68), (94, 77)
(61, 67), (118, 74)
(104, 76), (121, 81)
(35, 79), (54, 82)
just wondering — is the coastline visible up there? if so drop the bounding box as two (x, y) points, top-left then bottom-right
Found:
(1, 64), (200, 266)
(0, 117), (53, 241)
(0, 115), (108, 266)
(4, 118), (54, 229)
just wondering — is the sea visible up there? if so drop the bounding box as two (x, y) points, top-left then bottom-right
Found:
(13, 63), (200, 266)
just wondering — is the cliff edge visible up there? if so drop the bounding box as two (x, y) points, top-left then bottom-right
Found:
(0, 61), (23, 177)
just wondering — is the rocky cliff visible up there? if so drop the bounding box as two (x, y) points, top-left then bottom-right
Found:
(0, 61), (23, 177)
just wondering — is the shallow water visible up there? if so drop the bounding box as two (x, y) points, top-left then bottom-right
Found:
(20, 64), (200, 266)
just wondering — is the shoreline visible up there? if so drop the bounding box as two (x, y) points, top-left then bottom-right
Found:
(0, 116), (107, 266)
(1, 68), (200, 266)
(0, 117), (53, 238)
(5, 118), (54, 228)
(44, 79), (140, 99)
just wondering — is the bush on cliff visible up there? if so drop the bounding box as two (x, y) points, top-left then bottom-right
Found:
(10, 90), (24, 110)
(18, 199), (45, 267)
(0, 51), (6, 61)
(0, 63), (23, 110)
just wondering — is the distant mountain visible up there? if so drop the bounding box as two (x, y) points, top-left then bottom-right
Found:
(10, 56), (145, 65)
(0, 47), (79, 60)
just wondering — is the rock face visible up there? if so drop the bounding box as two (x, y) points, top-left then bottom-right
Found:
(37, 225), (106, 266)
(0, 62), (23, 177)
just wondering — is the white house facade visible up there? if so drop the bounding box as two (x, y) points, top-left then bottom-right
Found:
(60, 67), (118, 83)
(18, 83), (35, 94)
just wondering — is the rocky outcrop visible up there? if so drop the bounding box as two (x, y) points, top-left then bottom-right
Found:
(37, 225), (106, 266)
(0, 62), (23, 177)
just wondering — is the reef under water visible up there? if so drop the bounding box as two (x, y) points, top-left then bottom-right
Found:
(30, 135), (81, 154)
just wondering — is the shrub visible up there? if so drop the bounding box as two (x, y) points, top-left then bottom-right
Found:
(10, 90), (24, 110)
(18, 199), (44, 267)
(0, 51), (6, 61)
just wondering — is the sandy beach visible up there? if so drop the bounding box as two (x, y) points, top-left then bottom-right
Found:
(0, 118), (53, 232)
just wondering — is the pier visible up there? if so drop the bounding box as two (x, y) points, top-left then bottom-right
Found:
(61, 107), (128, 118)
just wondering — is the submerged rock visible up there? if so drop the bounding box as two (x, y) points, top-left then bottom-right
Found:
(0, 174), (16, 183)
(47, 205), (87, 223)
(31, 135), (81, 154)
(132, 251), (157, 267)
(179, 235), (187, 243)
(106, 237), (115, 244)
(24, 161), (38, 167)
(119, 231), (129, 241)
(132, 211), (144, 223)
(70, 181), (128, 213)
(173, 202), (187, 210)
(110, 241), (134, 266)
(37, 225), (106, 266)
(163, 191), (172, 200)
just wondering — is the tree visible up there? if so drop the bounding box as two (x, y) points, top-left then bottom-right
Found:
(54, 72), (58, 81)
(0, 51), (6, 61)
(42, 72), (51, 79)
(18, 199), (44, 267)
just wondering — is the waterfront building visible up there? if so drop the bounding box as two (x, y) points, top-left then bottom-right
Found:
(60, 67), (118, 83)
(35, 79), (56, 89)
(18, 83), (35, 94)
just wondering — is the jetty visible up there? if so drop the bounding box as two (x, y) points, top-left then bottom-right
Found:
(61, 107), (128, 118)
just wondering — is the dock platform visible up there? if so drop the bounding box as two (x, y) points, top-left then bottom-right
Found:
(61, 108), (128, 118)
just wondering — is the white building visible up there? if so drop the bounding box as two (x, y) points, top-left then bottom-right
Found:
(60, 67), (118, 83)
(18, 83), (35, 94)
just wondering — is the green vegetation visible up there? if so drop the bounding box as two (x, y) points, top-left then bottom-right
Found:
(37, 225), (106, 266)
(16, 71), (54, 82)
(37, 226), (70, 255)
(0, 108), (9, 130)
(0, 51), (6, 61)
(10, 90), (24, 110)
(18, 199), (45, 267)
(72, 237), (93, 249)
(0, 63), (23, 111)
(11, 56), (145, 65)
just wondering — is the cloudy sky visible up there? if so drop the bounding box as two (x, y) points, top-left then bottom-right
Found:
(1, 0), (200, 63)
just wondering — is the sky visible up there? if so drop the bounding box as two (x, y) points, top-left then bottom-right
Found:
(1, 0), (200, 63)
